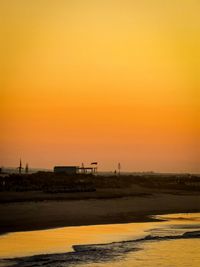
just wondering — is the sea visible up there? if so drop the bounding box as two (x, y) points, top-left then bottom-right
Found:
(0, 213), (199, 267)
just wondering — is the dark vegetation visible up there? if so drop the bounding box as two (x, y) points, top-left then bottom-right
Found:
(0, 172), (95, 193)
(0, 172), (200, 193)
(94, 174), (200, 191)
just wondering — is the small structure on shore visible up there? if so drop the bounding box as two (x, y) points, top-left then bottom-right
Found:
(54, 163), (98, 175)
(54, 166), (79, 175)
(78, 166), (95, 174)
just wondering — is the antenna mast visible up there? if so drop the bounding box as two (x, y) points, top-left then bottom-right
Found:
(18, 159), (23, 174)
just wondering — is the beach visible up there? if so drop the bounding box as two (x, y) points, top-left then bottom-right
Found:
(1, 191), (200, 234)
(0, 181), (200, 267)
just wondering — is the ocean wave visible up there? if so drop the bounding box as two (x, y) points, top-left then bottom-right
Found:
(2, 230), (200, 267)
(73, 230), (200, 252)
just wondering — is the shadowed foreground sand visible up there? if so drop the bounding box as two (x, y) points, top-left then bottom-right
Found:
(0, 193), (200, 234)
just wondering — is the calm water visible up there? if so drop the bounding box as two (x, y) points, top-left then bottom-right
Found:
(0, 213), (199, 267)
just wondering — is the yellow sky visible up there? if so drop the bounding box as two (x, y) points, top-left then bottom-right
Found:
(1, 0), (200, 172)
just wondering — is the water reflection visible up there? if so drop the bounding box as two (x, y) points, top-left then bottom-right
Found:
(0, 213), (199, 267)
(0, 222), (153, 258)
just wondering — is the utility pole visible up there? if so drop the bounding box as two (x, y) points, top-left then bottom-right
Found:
(81, 163), (85, 174)
(118, 162), (121, 176)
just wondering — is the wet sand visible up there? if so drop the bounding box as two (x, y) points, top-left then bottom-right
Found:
(0, 193), (200, 234)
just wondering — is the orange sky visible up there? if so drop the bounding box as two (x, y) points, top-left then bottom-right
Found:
(1, 0), (200, 172)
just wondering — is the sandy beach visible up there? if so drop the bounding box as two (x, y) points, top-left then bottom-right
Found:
(1, 192), (200, 234)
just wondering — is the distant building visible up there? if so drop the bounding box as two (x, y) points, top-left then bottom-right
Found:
(54, 166), (79, 175)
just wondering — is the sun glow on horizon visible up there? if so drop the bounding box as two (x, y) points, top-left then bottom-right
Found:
(1, 0), (200, 172)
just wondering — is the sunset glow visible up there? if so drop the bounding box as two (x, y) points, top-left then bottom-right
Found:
(1, 0), (200, 172)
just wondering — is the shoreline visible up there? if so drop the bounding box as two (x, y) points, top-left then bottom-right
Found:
(1, 193), (200, 235)
(1, 209), (199, 267)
